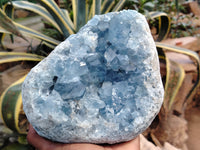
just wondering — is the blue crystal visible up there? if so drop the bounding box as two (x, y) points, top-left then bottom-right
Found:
(22, 10), (164, 144)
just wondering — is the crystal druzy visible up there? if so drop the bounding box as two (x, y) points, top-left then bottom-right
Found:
(22, 10), (164, 144)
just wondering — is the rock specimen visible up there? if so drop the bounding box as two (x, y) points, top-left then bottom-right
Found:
(22, 10), (164, 144)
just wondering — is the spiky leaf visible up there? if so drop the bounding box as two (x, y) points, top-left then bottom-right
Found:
(0, 8), (27, 41)
(0, 76), (27, 134)
(38, 0), (75, 38)
(12, 1), (62, 33)
(72, 0), (86, 31)
(149, 12), (171, 42)
(156, 42), (200, 102)
(0, 52), (44, 64)
(164, 59), (185, 110)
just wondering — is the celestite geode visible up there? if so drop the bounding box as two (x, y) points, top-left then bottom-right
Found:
(22, 10), (164, 144)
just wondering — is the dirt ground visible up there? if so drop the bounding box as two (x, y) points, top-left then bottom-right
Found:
(185, 106), (200, 150)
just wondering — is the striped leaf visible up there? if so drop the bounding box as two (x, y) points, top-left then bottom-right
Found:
(0, 26), (17, 48)
(157, 46), (167, 87)
(12, 1), (62, 33)
(112, 0), (126, 12)
(38, 0), (75, 38)
(0, 52), (44, 64)
(2, 2), (68, 47)
(0, 31), (6, 49)
(14, 22), (60, 46)
(164, 59), (185, 110)
(149, 12), (171, 42)
(0, 4), (15, 49)
(0, 76), (27, 134)
(0, 0), (10, 8)
(0, 8), (27, 41)
(156, 42), (200, 103)
(101, 0), (115, 14)
(0, 27), (10, 34)
(85, 0), (90, 21)
(3, 3), (14, 19)
(72, 0), (86, 31)
(61, 9), (74, 30)
(92, 0), (101, 15)
(3, 3), (14, 44)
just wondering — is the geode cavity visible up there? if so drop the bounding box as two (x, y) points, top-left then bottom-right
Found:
(22, 10), (164, 144)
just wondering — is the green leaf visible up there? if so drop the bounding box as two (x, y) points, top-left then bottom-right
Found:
(12, 1), (62, 33)
(175, 0), (179, 14)
(0, 52), (44, 64)
(156, 42), (200, 103)
(0, 4), (16, 48)
(61, 8), (74, 30)
(143, 2), (155, 11)
(14, 22), (60, 46)
(149, 12), (171, 42)
(0, 21), (60, 48)
(3, 3), (14, 19)
(18, 134), (28, 145)
(0, 8), (27, 42)
(101, 0), (115, 14)
(164, 59), (185, 110)
(0, 26), (18, 48)
(0, 26), (10, 34)
(38, 0), (75, 38)
(0, 76), (27, 134)
(0, 0), (10, 9)
(3, 3), (15, 43)
(112, 0), (126, 12)
(85, 0), (90, 21)
(93, 0), (101, 15)
(0, 31), (6, 49)
(72, 0), (86, 31)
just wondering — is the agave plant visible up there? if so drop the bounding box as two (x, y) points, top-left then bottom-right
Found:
(0, 0), (199, 147)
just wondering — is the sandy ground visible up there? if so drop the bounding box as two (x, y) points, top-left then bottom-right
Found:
(185, 106), (200, 150)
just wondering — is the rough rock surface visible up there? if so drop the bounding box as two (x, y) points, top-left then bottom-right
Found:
(140, 135), (181, 150)
(22, 10), (164, 144)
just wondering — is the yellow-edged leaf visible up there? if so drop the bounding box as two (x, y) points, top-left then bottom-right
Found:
(157, 46), (167, 88)
(72, 0), (86, 31)
(61, 9), (74, 30)
(0, 52), (44, 64)
(112, 0), (126, 12)
(12, 1), (62, 33)
(149, 12), (171, 41)
(0, 9), (60, 47)
(92, 0), (101, 15)
(38, 0), (75, 37)
(0, 8), (27, 41)
(14, 22), (60, 46)
(101, 0), (115, 14)
(0, 32), (6, 49)
(156, 42), (200, 102)
(0, 75), (27, 134)
(3, 3), (14, 19)
(3, 3), (15, 44)
(85, 0), (90, 22)
(164, 59), (185, 110)
(0, 26), (10, 34)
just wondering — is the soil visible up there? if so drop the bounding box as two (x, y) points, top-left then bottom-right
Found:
(185, 106), (200, 150)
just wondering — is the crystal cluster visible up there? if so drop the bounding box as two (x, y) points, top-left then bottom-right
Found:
(22, 10), (164, 144)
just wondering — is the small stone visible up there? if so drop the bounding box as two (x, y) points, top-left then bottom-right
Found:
(22, 10), (164, 144)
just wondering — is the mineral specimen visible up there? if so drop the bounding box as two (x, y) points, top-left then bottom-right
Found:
(22, 10), (164, 144)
